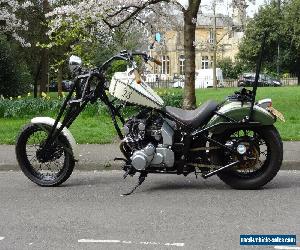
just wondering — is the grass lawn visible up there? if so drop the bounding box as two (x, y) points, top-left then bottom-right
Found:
(0, 86), (299, 144)
(0, 115), (119, 145)
(194, 86), (300, 141)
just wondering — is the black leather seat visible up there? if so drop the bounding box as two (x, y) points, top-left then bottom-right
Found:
(165, 100), (218, 128)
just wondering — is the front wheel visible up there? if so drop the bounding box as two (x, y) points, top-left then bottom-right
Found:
(210, 126), (283, 189)
(16, 123), (75, 186)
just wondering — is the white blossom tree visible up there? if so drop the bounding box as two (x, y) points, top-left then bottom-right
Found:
(0, 0), (32, 46)
(46, 0), (202, 108)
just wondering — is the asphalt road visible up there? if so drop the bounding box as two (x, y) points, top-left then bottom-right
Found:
(0, 170), (299, 250)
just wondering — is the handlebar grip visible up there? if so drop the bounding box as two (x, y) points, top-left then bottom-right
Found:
(133, 69), (142, 84)
(153, 59), (162, 66)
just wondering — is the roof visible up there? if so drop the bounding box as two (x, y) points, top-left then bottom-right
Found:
(196, 14), (233, 28)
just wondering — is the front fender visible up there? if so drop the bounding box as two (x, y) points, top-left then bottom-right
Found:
(31, 117), (79, 161)
(206, 101), (276, 134)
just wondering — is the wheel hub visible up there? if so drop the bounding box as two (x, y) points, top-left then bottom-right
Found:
(226, 138), (260, 171)
(36, 144), (63, 163)
(237, 144), (247, 155)
(238, 146), (259, 170)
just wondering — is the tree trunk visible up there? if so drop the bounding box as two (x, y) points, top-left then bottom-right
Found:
(38, 50), (48, 95)
(297, 62), (300, 85)
(38, 0), (50, 96)
(57, 64), (63, 97)
(182, 0), (201, 110)
(33, 60), (42, 98)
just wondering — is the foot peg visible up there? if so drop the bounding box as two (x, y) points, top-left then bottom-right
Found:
(114, 157), (127, 162)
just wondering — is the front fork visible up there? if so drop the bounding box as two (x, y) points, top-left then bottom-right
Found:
(43, 76), (126, 152)
(43, 83), (86, 148)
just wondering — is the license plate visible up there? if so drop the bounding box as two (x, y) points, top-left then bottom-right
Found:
(267, 106), (285, 122)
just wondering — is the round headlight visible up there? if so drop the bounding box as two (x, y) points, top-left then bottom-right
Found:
(69, 55), (82, 72)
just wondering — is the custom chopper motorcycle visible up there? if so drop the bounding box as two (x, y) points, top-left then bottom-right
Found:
(15, 36), (284, 195)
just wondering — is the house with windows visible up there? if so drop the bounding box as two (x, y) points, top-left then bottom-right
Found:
(149, 1), (247, 81)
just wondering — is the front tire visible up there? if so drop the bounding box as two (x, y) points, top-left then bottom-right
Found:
(210, 126), (283, 189)
(16, 123), (75, 186)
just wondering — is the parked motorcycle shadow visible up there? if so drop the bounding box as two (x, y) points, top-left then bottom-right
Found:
(56, 172), (122, 187)
(47, 171), (300, 196)
(142, 174), (300, 193)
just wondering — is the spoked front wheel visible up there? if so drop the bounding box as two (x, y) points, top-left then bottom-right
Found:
(210, 125), (283, 189)
(15, 124), (75, 186)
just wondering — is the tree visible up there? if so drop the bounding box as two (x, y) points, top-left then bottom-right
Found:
(217, 57), (236, 79)
(45, 0), (203, 109)
(0, 0), (32, 46)
(217, 57), (250, 79)
(282, 0), (300, 84)
(237, 0), (300, 83)
(181, 0), (201, 109)
(0, 35), (31, 97)
(5, 0), (54, 97)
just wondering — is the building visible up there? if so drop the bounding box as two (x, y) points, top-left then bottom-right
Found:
(150, 2), (247, 80)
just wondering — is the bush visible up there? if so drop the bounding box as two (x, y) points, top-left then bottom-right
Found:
(0, 98), (61, 118)
(0, 36), (32, 97)
(217, 57), (247, 79)
(0, 88), (183, 119)
(158, 90), (183, 108)
(0, 97), (106, 118)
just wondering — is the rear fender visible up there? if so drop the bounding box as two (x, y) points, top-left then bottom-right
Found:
(31, 117), (79, 161)
(206, 102), (276, 134)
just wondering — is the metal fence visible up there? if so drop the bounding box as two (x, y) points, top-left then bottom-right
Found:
(147, 80), (176, 89)
(224, 76), (299, 87)
(145, 75), (299, 89)
(280, 74), (299, 86)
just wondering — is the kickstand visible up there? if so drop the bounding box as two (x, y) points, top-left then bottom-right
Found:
(122, 172), (147, 196)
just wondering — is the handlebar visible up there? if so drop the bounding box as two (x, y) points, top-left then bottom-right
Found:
(97, 50), (161, 84)
(99, 50), (161, 70)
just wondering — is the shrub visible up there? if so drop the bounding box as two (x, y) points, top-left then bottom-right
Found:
(158, 90), (183, 108)
(0, 96), (107, 118)
(0, 36), (31, 97)
(0, 98), (61, 118)
(0, 88), (183, 119)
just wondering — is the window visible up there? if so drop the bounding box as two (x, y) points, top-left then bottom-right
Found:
(201, 56), (209, 69)
(161, 55), (170, 74)
(210, 56), (214, 68)
(179, 55), (185, 75)
(209, 29), (214, 44)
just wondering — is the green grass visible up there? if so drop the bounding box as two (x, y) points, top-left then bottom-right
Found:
(194, 86), (300, 141)
(0, 86), (299, 144)
(0, 118), (30, 144)
(0, 114), (119, 145)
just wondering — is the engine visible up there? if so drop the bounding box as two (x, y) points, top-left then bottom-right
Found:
(123, 115), (175, 170)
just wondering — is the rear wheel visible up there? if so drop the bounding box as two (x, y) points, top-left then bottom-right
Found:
(16, 124), (75, 186)
(210, 126), (283, 189)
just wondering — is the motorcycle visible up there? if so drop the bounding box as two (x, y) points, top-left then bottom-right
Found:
(15, 37), (284, 195)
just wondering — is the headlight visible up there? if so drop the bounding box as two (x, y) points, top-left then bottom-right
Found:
(69, 55), (82, 73)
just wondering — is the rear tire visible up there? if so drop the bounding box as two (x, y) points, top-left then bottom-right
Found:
(16, 123), (75, 186)
(211, 126), (283, 189)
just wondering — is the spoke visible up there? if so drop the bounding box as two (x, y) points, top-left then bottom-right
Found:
(24, 128), (66, 179)
(28, 155), (37, 163)
(221, 128), (271, 176)
(261, 150), (267, 157)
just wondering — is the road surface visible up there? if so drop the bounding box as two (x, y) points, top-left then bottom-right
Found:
(0, 170), (299, 250)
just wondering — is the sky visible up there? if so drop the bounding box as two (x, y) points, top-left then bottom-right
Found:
(177, 0), (267, 17)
